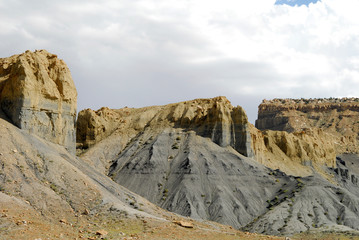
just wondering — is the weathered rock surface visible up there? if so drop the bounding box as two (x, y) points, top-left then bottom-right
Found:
(0, 104), (250, 240)
(77, 97), (254, 165)
(250, 127), (337, 176)
(0, 50), (77, 153)
(76, 97), (359, 234)
(256, 98), (359, 154)
(78, 97), (338, 177)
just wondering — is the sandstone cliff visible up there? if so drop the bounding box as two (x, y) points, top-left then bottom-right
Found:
(0, 50), (77, 153)
(77, 97), (338, 176)
(250, 126), (336, 176)
(256, 98), (359, 154)
(77, 96), (254, 158)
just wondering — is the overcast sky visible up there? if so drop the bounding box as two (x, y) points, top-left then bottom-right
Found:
(1, 0), (359, 123)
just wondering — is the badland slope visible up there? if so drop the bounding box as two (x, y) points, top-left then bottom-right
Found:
(2, 49), (359, 238)
(77, 97), (359, 235)
(0, 107), (259, 240)
(0, 50), (263, 240)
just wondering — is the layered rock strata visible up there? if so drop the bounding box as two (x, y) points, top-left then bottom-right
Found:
(250, 126), (336, 176)
(77, 97), (337, 176)
(0, 50), (77, 153)
(77, 96), (254, 157)
(256, 98), (359, 154)
(76, 97), (359, 234)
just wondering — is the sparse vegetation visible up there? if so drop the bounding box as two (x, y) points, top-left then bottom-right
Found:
(50, 183), (58, 193)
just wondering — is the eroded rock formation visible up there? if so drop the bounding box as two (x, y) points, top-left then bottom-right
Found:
(76, 97), (359, 234)
(250, 126), (336, 176)
(0, 50), (77, 153)
(77, 96), (254, 157)
(256, 98), (359, 154)
(77, 96), (339, 176)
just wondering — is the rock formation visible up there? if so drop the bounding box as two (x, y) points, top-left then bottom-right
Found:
(2, 49), (359, 237)
(0, 51), (253, 240)
(76, 96), (359, 234)
(0, 50), (77, 153)
(250, 127), (337, 176)
(77, 96), (254, 158)
(256, 98), (359, 154)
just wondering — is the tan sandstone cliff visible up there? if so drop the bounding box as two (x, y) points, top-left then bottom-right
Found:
(77, 97), (337, 176)
(77, 96), (254, 158)
(256, 98), (359, 154)
(0, 50), (77, 153)
(250, 126), (336, 176)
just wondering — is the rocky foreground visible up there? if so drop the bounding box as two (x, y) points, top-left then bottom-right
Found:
(1, 50), (359, 239)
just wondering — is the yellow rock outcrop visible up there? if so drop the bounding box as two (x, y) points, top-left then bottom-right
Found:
(0, 50), (77, 153)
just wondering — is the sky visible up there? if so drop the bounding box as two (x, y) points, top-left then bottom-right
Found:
(275, 0), (321, 6)
(1, 0), (359, 123)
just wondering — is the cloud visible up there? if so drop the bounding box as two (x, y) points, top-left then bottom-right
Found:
(0, 0), (358, 123)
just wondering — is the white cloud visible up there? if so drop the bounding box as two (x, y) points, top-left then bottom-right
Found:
(0, 0), (358, 123)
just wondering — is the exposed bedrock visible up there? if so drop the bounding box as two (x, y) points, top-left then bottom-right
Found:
(76, 98), (359, 234)
(76, 96), (254, 157)
(256, 98), (359, 154)
(0, 50), (77, 153)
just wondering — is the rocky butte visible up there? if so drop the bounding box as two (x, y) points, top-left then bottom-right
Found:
(0, 50), (77, 153)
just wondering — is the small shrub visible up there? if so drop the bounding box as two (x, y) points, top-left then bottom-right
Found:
(50, 183), (58, 193)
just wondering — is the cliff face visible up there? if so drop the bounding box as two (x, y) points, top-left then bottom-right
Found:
(77, 97), (338, 176)
(0, 50), (77, 153)
(250, 126), (336, 176)
(256, 98), (359, 154)
(77, 96), (254, 158)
